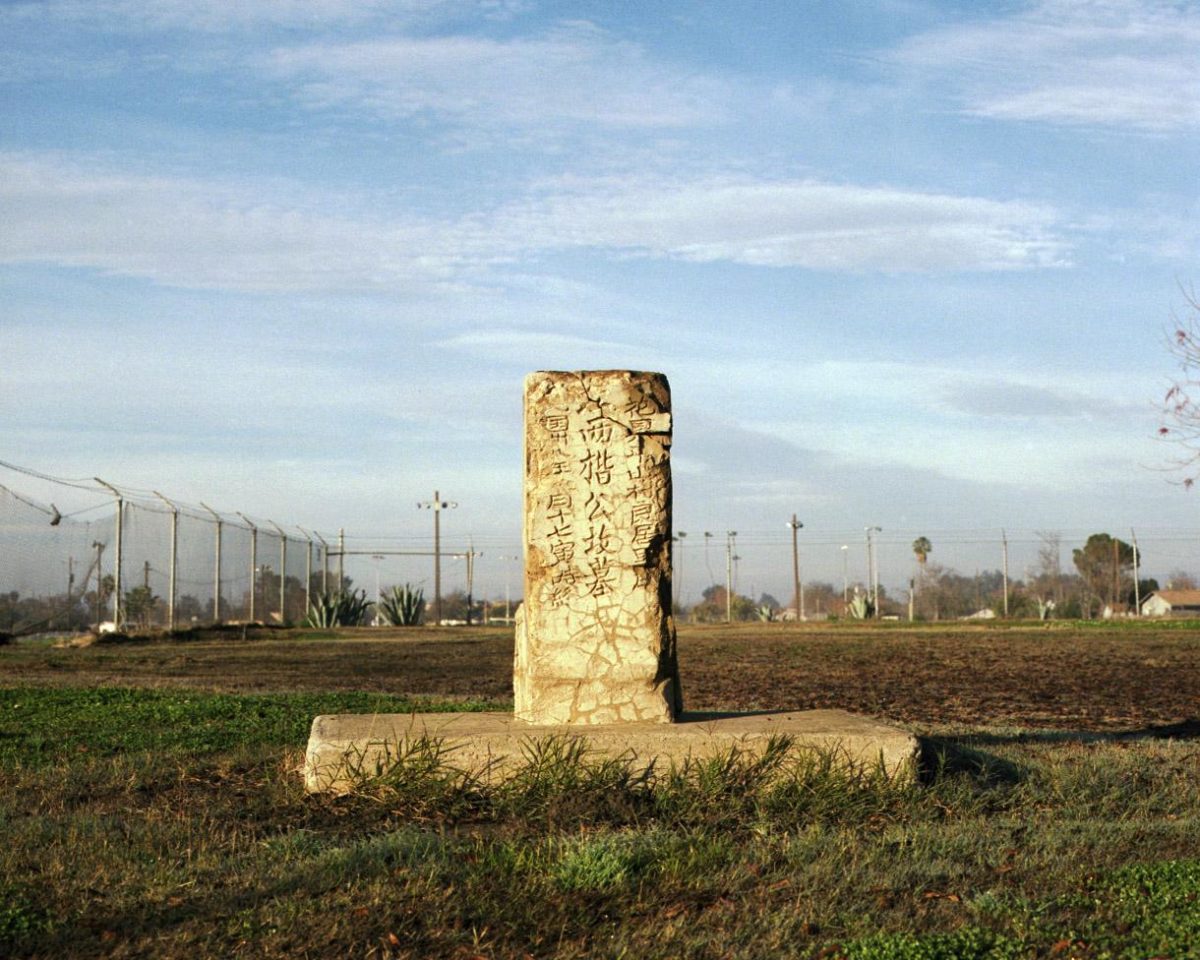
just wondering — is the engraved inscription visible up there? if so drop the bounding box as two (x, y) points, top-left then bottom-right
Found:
(514, 370), (681, 725)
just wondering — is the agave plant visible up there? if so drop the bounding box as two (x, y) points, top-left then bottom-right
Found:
(756, 604), (776, 622)
(305, 588), (373, 628)
(848, 592), (870, 620)
(377, 583), (425, 626)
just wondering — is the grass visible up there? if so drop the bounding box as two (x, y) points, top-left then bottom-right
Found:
(1, 623), (1200, 957)
(0, 687), (502, 765)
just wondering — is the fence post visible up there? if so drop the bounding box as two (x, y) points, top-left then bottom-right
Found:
(269, 521), (287, 624)
(94, 479), (124, 629)
(200, 503), (223, 623)
(337, 528), (345, 591)
(237, 513), (258, 622)
(154, 491), (179, 631)
(298, 527), (314, 618)
(316, 533), (329, 594)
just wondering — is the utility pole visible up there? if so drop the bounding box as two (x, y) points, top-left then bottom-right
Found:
(1001, 528), (1010, 618)
(463, 539), (477, 625)
(1112, 538), (1120, 613)
(786, 515), (804, 621)
(95, 479), (123, 629)
(154, 492), (178, 631)
(725, 531), (737, 623)
(200, 503), (222, 622)
(1131, 528), (1141, 616)
(841, 544), (849, 608)
(418, 491), (457, 625)
(237, 513), (258, 622)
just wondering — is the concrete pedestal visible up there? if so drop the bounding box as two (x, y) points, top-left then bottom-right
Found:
(304, 709), (920, 794)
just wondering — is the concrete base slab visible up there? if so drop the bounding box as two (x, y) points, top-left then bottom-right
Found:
(303, 709), (920, 794)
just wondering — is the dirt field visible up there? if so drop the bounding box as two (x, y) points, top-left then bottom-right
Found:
(4, 620), (1198, 731)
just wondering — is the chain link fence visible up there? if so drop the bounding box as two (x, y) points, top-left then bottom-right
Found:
(0, 465), (335, 635)
(5, 460), (1199, 633)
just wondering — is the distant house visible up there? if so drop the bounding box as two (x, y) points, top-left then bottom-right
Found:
(1141, 590), (1200, 618)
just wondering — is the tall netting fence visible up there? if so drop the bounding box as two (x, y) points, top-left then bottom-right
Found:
(0, 465), (332, 635)
(0, 483), (116, 633)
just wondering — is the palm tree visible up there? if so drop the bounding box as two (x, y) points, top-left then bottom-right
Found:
(911, 537), (932, 619)
(912, 537), (932, 567)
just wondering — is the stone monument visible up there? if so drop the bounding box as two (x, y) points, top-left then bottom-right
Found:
(303, 370), (919, 794)
(515, 370), (681, 725)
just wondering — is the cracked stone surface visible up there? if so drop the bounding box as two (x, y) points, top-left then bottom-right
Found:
(514, 370), (682, 724)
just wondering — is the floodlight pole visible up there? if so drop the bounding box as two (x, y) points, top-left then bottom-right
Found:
(673, 531), (687, 611)
(94, 479), (124, 629)
(237, 513), (258, 622)
(315, 532), (329, 593)
(268, 521), (287, 624)
(418, 491), (458, 625)
(200, 503), (223, 622)
(153, 491), (179, 631)
(298, 527), (314, 615)
(865, 526), (882, 617)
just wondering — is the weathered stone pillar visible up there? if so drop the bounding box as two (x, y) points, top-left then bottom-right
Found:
(514, 370), (682, 724)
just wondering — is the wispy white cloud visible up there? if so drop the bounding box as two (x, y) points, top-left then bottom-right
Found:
(0, 153), (1073, 290)
(263, 22), (731, 131)
(0, 153), (474, 293)
(893, 0), (1200, 132)
(495, 177), (1071, 272)
(1, 0), (516, 32)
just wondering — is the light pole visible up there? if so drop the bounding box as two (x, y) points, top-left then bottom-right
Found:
(371, 554), (385, 616)
(725, 531), (737, 623)
(864, 526), (882, 617)
(418, 491), (457, 625)
(786, 515), (803, 621)
(452, 541), (480, 625)
(237, 513), (258, 622)
(673, 531), (687, 611)
(497, 554), (520, 621)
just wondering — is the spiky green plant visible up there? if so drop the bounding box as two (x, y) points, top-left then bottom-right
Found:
(848, 592), (870, 620)
(756, 604), (776, 622)
(377, 583), (425, 626)
(304, 588), (372, 628)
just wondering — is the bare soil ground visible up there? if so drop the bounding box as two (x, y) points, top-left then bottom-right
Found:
(3, 620), (1198, 731)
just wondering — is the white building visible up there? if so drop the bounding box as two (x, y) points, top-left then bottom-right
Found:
(1140, 590), (1200, 618)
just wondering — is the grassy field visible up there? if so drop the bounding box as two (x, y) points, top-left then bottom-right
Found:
(2, 621), (1200, 958)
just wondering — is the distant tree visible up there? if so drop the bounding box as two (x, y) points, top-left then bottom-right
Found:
(1166, 570), (1198, 590)
(1160, 290), (1200, 486)
(689, 584), (757, 622)
(123, 585), (158, 628)
(801, 580), (841, 617)
(912, 537), (932, 566)
(1072, 533), (1136, 616)
(176, 594), (204, 624)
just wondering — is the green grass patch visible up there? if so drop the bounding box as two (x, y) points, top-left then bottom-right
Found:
(0, 687), (502, 765)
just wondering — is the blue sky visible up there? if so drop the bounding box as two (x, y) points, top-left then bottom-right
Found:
(3, 0), (1199, 602)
